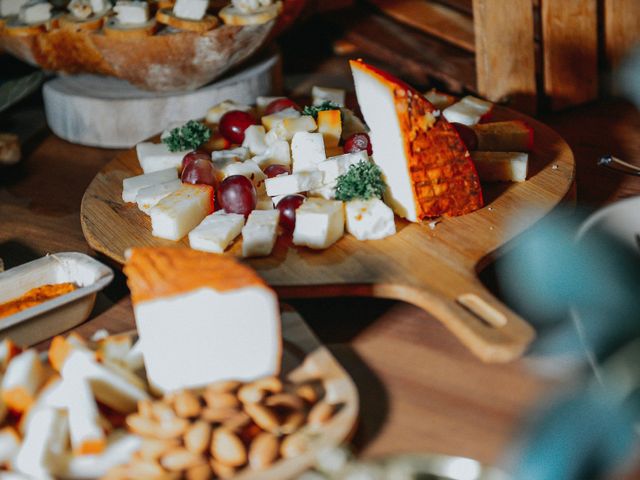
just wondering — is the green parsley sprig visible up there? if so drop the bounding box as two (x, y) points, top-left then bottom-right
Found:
(335, 161), (386, 201)
(162, 120), (211, 152)
(302, 101), (343, 119)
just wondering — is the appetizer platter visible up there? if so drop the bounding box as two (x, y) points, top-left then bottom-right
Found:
(0, 0), (304, 91)
(0, 248), (358, 479)
(82, 60), (576, 363)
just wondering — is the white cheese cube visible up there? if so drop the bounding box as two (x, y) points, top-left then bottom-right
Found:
(242, 210), (279, 257)
(271, 116), (317, 141)
(126, 249), (282, 392)
(113, 0), (149, 24)
(90, 0), (107, 13)
(308, 184), (337, 200)
(18, 1), (52, 24)
(66, 376), (106, 455)
(0, 0), (28, 16)
(206, 100), (252, 124)
(317, 109), (342, 148)
(265, 140), (291, 165)
(256, 195), (275, 210)
(471, 151), (528, 182)
(318, 151), (368, 184)
(242, 125), (268, 155)
(122, 167), (179, 203)
(424, 89), (456, 110)
(272, 194), (286, 206)
(188, 211), (245, 253)
(312, 86), (346, 107)
(1, 350), (44, 413)
(149, 183), (213, 241)
(135, 179), (182, 214)
(222, 160), (266, 194)
(256, 95), (284, 116)
(293, 198), (344, 249)
(173, 0), (207, 20)
(292, 132), (326, 172)
(136, 142), (188, 174)
(0, 428), (19, 467)
(265, 171), (324, 197)
(443, 95), (493, 126)
(212, 146), (250, 162)
(261, 107), (300, 130)
(345, 198), (396, 240)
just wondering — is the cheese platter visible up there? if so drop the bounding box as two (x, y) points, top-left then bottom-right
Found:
(81, 61), (576, 363)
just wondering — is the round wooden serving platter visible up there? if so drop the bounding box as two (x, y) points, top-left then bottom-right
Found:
(81, 106), (576, 364)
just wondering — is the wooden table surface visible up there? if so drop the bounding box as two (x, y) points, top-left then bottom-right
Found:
(2, 63), (640, 472)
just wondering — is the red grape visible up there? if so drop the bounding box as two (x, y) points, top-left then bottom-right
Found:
(276, 194), (305, 232)
(264, 164), (290, 178)
(264, 98), (301, 116)
(450, 122), (478, 151)
(181, 158), (219, 189)
(181, 150), (210, 172)
(218, 175), (257, 216)
(343, 132), (373, 156)
(219, 110), (256, 144)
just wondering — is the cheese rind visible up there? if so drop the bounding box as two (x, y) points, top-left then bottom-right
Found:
(136, 142), (188, 174)
(66, 376), (106, 455)
(265, 171), (324, 197)
(122, 167), (179, 203)
(1, 350), (44, 413)
(149, 183), (214, 241)
(135, 179), (182, 214)
(293, 198), (344, 249)
(188, 211), (245, 253)
(291, 132), (326, 172)
(345, 199), (396, 240)
(242, 210), (279, 257)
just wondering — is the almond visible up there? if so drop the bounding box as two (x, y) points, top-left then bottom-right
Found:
(221, 411), (251, 432)
(138, 399), (155, 418)
(161, 447), (206, 471)
(151, 401), (177, 423)
(209, 458), (235, 479)
(278, 410), (305, 435)
(126, 459), (171, 479)
(186, 463), (213, 480)
(280, 431), (308, 459)
(184, 421), (211, 455)
(248, 432), (279, 470)
(174, 390), (202, 418)
(264, 393), (305, 411)
(206, 380), (242, 394)
(210, 427), (247, 467)
(203, 391), (239, 410)
(308, 401), (336, 427)
(201, 407), (238, 423)
(139, 438), (180, 460)
(294, 383), (322, 404)
(126, 414), (160, 437)
(244, 403), (279, 433)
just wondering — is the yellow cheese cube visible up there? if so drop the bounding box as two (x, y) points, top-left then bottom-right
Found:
(317, 110), (342, 148)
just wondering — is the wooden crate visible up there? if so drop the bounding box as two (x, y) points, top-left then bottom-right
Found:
(357, 0), (640, 113)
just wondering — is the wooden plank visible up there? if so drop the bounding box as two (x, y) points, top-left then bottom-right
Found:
(473, 0), (537, 114)
(604, 0), (640, 70)
(369, 0), (475, 52)
(541, 0), (598, 110)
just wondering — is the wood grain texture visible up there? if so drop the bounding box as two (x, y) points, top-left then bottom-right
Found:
(473, 0), (537, 113)
(369, 0), (475, 52)
(80, 106), (575, 364)
(604, 0), (640, 70)
(541, 0), (598, 110)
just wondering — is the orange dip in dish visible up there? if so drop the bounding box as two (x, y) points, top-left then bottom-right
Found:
(0, 283), (77, 319)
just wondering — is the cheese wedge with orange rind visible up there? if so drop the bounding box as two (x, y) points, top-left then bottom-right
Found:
(1, 350), (45, 413)
(350, 59), (483, 221)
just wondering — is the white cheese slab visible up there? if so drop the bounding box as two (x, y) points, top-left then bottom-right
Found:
(345, 198), (396, 240)
(135, 179), (182, 213)
(265, 171), (324, 197)
(292, 132), (326, 172)
(188, 211), (245, 253)
(122, 167), (179, 203)
(242, 210), (279, 257)
(173, 0), (207, 19)
(136, 142), (188, 174)
(293, 198), (345, 249)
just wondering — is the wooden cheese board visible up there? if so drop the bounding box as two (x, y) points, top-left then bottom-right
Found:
(81, 106), (576, 364)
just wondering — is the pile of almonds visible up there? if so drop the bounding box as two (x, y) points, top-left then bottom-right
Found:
(105, 376), (338, 479)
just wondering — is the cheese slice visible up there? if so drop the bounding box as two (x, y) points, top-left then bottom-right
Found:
(471, 151), (528, 182)
(122, 167), (179, 203)
(317, 110), (342, 148)
(293, 198), (344, 249)
(265, 171), (324, 197)
(135, 179), (182, 214)
(242, 210), (279, 257)
(292, 132), (326, 172)
(136, 142), (189, 174)
(442, 95), (494, 126)
(312, 86), (346, 107)
(472, 120), (534, 152)
(206, 100), (252, 124)
(172, 0), (207, 19)
(124, 248), (282, 392)
(188, 210), (245, 253)
(149, 183), (214, 241)
(1, 350), (44, 413)
(66, 376), (106, 455)
(345, 198), (396, 240)
(350, 59), (483, 221)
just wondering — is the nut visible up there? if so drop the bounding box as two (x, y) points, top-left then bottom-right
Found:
(280, 431), (308, 459)
(238, 377), (282, 404)
(278, 410), (305, 435)
(264, 393), (305, 411)
(294, 383), (322, 404)
(161, 447), (206, 471)
(184, 421), (212, 455)
(221, 411), (251, 432)
(307, 401), (336, 427)
(139, 438), (180, 460)
(209, 459), (235, 479)
(151, 401), (178, 423)
(210, 427), (247, 467)
(201, 407), (239, 423)
(125, 459), (171, 479)
(138, 399), (154, 418)
(174, 390), (202, 418)
(248, 432), (279, 470)
(186, 463), (212, 480)
(244, 403), (279, 433)
(126, 414), (160, 438)
(203, 391), (240, 410)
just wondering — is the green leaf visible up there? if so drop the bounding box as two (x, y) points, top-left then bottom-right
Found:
(0, 71), (44, 114)
(162, 120), (211, 152)
(301, 101), (342, 119)
(335, 160), (386, 201)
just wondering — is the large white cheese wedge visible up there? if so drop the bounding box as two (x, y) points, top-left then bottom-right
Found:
(136, 142), (189, 174)
(242, 210), (279, 257)
(173, 0), (207, 19)
(122, 167), (179, 203)
(292, 132), (326, 172)
(125, 248), (282, 392)
(293, 198), (344, 249)
(312, 86), (346, 107)
(206, 100), (252, 124)
(442, 95), (494, 126)
(265, 171), (324, 197)
(135, 179), (182, 214)
(189, 210), (245, 253)
(65, 376), (107, 455)
(317, 110), (342, 148)
(471, 151), (528, 182)
(1, 349), (44, 413)
(345, 198), (396, 240)
(149, 183), (214, 241)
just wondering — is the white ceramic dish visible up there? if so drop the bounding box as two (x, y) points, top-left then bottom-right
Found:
(0, 252), (114, 346)
(577, 196), (640, 248)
